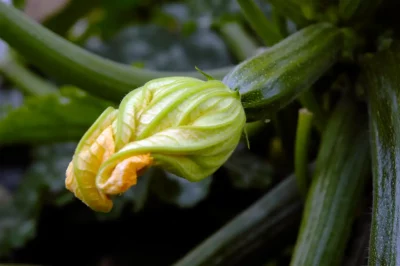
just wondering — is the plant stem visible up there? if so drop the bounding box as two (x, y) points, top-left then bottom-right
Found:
(237, 0), (282, 46)
(294, 108), (313, 198)
(173, 173), (305, 266)
(0, 53), (57, 96)
(219, 22), (259, 61)
(0, 2), (233, 102)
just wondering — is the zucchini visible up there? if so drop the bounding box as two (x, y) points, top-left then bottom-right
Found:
(290, 99), (369, 266)
(363, 42), (400, 266)
(223, 23), (342, 122)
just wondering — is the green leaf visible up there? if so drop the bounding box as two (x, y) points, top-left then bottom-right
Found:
(151, 170), (212, 208)
(0, 86), (113, 144)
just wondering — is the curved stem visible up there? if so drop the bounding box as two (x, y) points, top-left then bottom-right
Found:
(0, 2), (233, 102)
(294, 108), (313, 198)
(237, 0), (282, 46)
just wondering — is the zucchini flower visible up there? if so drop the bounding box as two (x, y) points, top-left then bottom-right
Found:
(65, 77), (246, 212)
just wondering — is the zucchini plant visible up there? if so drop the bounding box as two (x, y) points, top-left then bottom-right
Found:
(0, 0), (400, 265)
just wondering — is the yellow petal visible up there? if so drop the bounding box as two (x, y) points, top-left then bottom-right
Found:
(66, 125), (117, 213)
(97, 154), (152, 195)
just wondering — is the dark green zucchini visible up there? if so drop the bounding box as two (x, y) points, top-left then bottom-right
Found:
(363, 42), (400, 266)
(223, 23), (343, 122)
(290, 99), (369, 266)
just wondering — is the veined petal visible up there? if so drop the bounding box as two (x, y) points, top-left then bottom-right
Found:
(66, 76), (246, 212)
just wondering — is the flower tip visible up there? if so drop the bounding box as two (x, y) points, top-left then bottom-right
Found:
(65, 161), (114, 213)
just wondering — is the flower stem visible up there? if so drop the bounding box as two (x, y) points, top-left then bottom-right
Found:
(294, 108), (314, 198)
(0, 2), (232, 102)
(237, 0), (283, 46)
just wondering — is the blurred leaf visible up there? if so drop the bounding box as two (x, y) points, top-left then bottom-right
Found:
(0, 142), (76, 257)
(223, 143), (274, 189)
(151, 171), (212, 208)
(0, 86), (113, 144)
(87, 23), (233, 71)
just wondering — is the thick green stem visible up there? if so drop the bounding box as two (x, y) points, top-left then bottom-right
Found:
(0, 54), (56, 96)
(294, 108), (313, 198)
(219, 22), (259, 61)
(0, 2), (232, 102)
(237, 0), (282, 46)
(173, 173), (304, 266)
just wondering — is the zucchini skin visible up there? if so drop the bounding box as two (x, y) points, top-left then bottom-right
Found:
(223, 23), (342, 122)
(364, 43), (400, 266)
(290, 99), (369, 266)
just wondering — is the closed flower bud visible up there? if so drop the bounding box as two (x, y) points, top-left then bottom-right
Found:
(66, 77), (246, 212)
